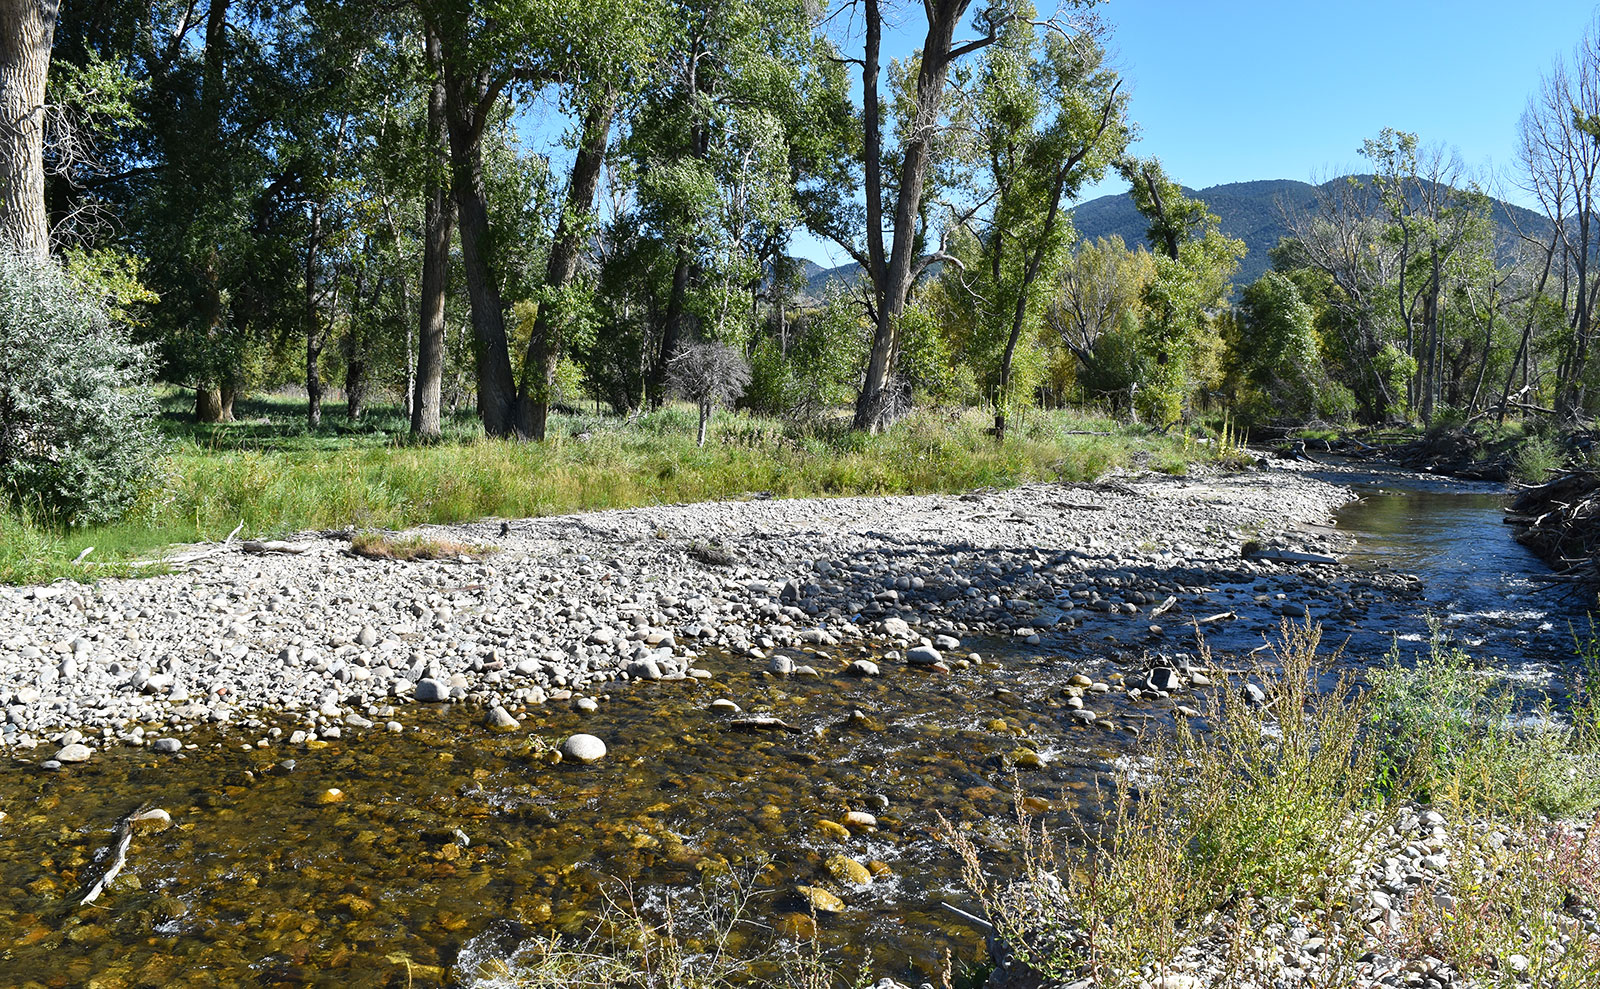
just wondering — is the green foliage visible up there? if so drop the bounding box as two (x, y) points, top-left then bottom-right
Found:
(1512, 434), (1565, 485)
(741, 337), (792, 416)
(893, 303), (961, 403)
(1374, 343), (1418, 420)
(1370, 633), (1600, 818)
(0, 254), (161, 525)
(1118, 160), (1244, 426)
(786, 292), (868, 412)
(1230, 270), (1323, 422)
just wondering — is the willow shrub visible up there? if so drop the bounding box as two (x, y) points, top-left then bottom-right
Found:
(0, 252), (159, 525)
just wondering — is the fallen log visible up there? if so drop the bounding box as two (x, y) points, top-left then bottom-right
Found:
(241, 540), (312, 555)
(1242, 549), (1339, 565)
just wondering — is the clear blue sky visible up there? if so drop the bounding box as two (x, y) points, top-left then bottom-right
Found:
(795, 0), (1600, 266)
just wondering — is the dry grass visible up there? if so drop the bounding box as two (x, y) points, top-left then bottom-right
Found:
(348, 531), (497, 561)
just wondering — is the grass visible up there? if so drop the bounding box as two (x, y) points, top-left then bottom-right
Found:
(468, 870), (874, 989)
(1513, 433), (1567, 485)
(347, 531), (497, 562)
(1369, 630), (1600, 818)
(2, 387), (1228, 585)
(943, 622), (1600, 988)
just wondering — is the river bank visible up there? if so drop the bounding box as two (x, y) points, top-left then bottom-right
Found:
(1, 461), (1396, 758)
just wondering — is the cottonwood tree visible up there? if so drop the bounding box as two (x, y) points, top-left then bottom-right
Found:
(805, 0), (1100, 432)
(1277, 177), (1404, 420)
(1047, 234), (1152, 370)
(950, 6), (1126, 438)
(1119, 158), (1243, 426)
(0, 0), (56, 256)
(1361, 128), (1489, 424)
(420, 0), (651, 439)
(411, 27), (452, 438)
(634, 0), (813, 405)
(1523, 19), (1600, 418)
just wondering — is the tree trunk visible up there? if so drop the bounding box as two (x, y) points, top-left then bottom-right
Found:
(0, 0), (56, 256)
(305, 202), (326, 429)
(853, 0), (971, 432)
(697, 401), (709, 447)
(435, 32), (519, 437)
(196, 385), (224, 423)
(653, 244), (693, 406)
(519, 90), (613, 440)
(411, 28), (452, 440)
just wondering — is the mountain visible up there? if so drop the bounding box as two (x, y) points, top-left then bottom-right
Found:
(1071, 176), (1546, 286)
(800, 260), (863, 300)
(794, 177), (1548, 300)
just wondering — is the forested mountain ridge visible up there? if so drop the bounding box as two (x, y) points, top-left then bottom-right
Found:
(1071, 176), (1548, 286)
(799, 177), (1548, 299)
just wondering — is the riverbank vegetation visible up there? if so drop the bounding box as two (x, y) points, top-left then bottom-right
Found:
(0, 394), (1225, 584)
(948, 623), (1600, 988)
(5, 4), (1600, 563)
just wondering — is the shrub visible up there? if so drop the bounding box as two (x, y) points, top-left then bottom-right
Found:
(1371, 633), (1600, 818)
(0, 252), (159, 524)
(1512, 435), (1564, 485)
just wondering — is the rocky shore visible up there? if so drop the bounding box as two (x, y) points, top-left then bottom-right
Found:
(0, 462), (1413, 760)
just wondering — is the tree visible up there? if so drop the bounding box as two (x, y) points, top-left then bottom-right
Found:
(664, 340), (750, 445)
(634, 0), (812, 406)
(1231, 270), (1321, 421)
(0, 0), (56, 256)
(1524, 19), (1600, 418)
(804, 0), (1080, 432)
(1119, 158), (1244, 425)
(1048, 234), (1152, 368)
(411, 27), (452, 439)
(1360, 128), (1488, 424)
(1277, 176), (1403, 420)
(951, 6), (1126, 438)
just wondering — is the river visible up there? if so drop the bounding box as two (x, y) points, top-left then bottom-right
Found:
(0, 472), (1590, 989)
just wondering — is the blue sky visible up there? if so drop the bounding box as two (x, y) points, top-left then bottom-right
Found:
(794, 0), (1599, 266)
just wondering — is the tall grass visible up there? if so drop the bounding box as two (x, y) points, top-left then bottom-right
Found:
(944, 623), (1600, 988)
(945, 623), (1387, 986)
(3, 400), (1222, 585)
(1370, 631), (1600, 818)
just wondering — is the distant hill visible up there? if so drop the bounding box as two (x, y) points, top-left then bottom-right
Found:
(794, 177), (1548, 300)
(1071, 176), (1545, 286)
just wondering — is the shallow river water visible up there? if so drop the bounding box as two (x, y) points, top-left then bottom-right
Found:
(0, 474), (1590, 989)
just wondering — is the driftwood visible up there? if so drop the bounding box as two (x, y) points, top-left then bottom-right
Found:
(1243, 549), (1339, 565)
(241, 540), (312, 555)
(1194, 610), (1237, 625)
(1506, 470), (1600, 588)
(1149, 595), (1178, 617)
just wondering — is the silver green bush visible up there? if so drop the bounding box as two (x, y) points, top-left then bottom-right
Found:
(0, 252), (159, 524)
